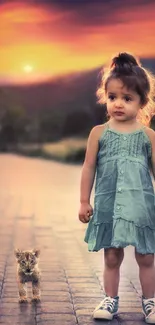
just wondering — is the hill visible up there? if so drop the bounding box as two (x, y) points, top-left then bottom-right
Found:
(1, 57), (155, 115)
(0, 58), (155, 141)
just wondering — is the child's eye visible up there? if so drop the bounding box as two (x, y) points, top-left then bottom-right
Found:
(124, 96), (132, 102)
(108, 94), (115, 101)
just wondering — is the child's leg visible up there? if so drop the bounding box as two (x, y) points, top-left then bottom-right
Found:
(93, 247), (124, 320)
(103, 247), (124, 297)
(135, 249), (155, 298)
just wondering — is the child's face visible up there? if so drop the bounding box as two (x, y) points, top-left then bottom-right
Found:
(106, 78), (142, 122)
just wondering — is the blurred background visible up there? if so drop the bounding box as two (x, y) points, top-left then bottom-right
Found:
(0, 0), (155, 164)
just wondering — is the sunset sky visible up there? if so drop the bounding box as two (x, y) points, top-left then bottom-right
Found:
(0, 0), (155, 84)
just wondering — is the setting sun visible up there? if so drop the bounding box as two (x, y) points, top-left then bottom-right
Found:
(23, 65), (33, 73)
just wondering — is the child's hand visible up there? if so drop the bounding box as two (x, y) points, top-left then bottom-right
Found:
(78, 203), (93, 223)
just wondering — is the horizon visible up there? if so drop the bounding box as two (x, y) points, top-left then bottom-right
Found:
(1, 56), (155, 87)
(0, 64), (101, 86)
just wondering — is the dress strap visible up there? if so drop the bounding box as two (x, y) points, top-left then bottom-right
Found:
(99, 122), (110, 142)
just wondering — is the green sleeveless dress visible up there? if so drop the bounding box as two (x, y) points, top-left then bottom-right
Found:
(84, 125), (155, 254)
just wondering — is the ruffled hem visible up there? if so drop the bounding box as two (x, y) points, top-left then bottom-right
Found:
(84, 217), (155, 254)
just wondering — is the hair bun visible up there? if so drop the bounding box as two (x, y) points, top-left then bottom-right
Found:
(111, 52), (139, 73)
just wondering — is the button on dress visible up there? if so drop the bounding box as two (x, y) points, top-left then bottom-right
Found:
(84, 126), (155, 254)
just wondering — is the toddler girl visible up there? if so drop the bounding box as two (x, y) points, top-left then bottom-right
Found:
(79, 52), (155, 324)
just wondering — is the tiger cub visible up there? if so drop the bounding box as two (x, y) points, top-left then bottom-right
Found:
(14, 248), (41, 303)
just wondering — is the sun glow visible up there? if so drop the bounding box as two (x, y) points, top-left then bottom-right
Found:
(23, 64), (34, 73)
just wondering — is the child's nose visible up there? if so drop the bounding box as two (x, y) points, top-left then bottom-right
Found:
(115, 99), (123, 108)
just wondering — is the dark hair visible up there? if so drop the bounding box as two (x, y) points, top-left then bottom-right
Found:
(97, 52), (155, 125)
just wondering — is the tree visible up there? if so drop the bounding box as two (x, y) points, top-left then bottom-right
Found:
(0, 88), (28, 149)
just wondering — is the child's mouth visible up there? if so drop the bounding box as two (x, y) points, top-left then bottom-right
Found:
(114, 111), (125, 116)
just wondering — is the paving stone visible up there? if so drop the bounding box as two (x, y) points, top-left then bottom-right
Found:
(72, 292), (103, 298)
(0, 315), (36, 323)
(36, 313), (77, 322)
(38, 294), (72, 302)
(40, 282), (69, 291)
(77, 315), (119, 324)
(0, 320), (36, 325)
(121, 320), (146, 325)
(0, 298), (18, 303)
(41, 275), (66, 281)
(68, 278), (97, 283)
(76, 309), (96, 316)
(37, 321), (77, 325)
(78, 322), (118, 325)
(1, 292), (19, 298)
(70, 286), (101, 294)
(73, 297), (101, 304)
(0, 305), (36, 315)
(36, 301), (74, 314)
(118, 307), (142, 313)
(119, 291), (140, 296)
(117, 312), (144, 321)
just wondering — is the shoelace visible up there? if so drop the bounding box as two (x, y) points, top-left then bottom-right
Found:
(100, 297), (116, 311)
(144, 299), (155, 315)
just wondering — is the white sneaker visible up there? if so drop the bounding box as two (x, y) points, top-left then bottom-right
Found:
(142, 297), (155, 324)
(93, 294), (119, 320)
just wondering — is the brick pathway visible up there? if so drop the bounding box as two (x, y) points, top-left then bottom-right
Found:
(0, 154), (148, 324)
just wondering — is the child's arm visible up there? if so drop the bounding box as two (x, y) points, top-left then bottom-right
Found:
(151, 131), (155, 179)
(79, 125), (102, 223)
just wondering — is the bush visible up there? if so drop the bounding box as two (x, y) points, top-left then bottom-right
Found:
(15, 138), (87, 164)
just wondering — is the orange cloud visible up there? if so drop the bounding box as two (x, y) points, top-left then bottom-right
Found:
(0, 2), (65, 46)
